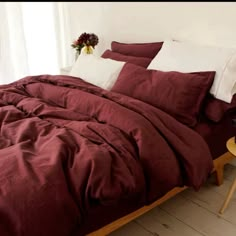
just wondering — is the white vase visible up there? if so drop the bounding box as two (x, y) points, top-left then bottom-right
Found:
(75, 51), (80, 61)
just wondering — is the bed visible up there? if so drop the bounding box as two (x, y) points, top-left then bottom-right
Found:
(0, 40), (236, 236)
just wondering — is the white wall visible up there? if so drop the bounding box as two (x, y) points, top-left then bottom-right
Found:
(65, 2), (236, 62)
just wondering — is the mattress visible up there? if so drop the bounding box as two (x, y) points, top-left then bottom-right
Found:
(194, 112), (236, 159)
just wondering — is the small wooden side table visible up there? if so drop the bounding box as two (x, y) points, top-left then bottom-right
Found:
(219, 137), (236, 214)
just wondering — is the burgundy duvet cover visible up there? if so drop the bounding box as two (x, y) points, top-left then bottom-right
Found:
(0, 75), (213, 236)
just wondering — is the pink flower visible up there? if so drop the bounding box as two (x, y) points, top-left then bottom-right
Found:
(73, 40), (79, 46)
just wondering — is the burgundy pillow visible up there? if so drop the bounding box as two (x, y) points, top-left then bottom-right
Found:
(111, 41), (163, 59)
(101, 50), (152, 68)
(204, 94), (236, 122)
(111, 63), (215, 127)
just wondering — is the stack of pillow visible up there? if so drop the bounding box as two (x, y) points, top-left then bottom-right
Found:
(70, 41), (163, 92)
(102, 41), (163, 67)
(70, 39), (236, 127)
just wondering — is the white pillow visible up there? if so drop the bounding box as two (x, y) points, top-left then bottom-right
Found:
(70, 55), (125, 90)
(147, 40), (236, 103)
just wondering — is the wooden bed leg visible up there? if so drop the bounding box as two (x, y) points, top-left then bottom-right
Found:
(215, 165), (224, 186)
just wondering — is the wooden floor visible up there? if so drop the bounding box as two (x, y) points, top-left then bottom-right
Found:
(110, 164), (236, 236)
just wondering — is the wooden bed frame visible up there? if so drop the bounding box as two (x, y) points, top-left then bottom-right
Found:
(87, 151), (234, 236)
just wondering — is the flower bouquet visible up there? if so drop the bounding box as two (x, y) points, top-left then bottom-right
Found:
(71, 32), (99, 59)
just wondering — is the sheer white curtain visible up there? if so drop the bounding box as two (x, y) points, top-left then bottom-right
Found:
(0, 2), (70, 85)
(0, 3), (29, 84)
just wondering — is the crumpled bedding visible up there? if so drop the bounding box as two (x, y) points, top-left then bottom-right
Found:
(0, 75), (213, 236)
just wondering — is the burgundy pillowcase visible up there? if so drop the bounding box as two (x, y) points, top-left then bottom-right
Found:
(111, 41), (163, 59)
(101, 50), (152, 68)
(111, 63), (215, 127)
(204, 94), (236, 122)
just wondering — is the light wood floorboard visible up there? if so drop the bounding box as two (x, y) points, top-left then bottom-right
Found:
(136, 207), (204, 236)
(110, 164), (236, 236)
(110, 221), (153, 236)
